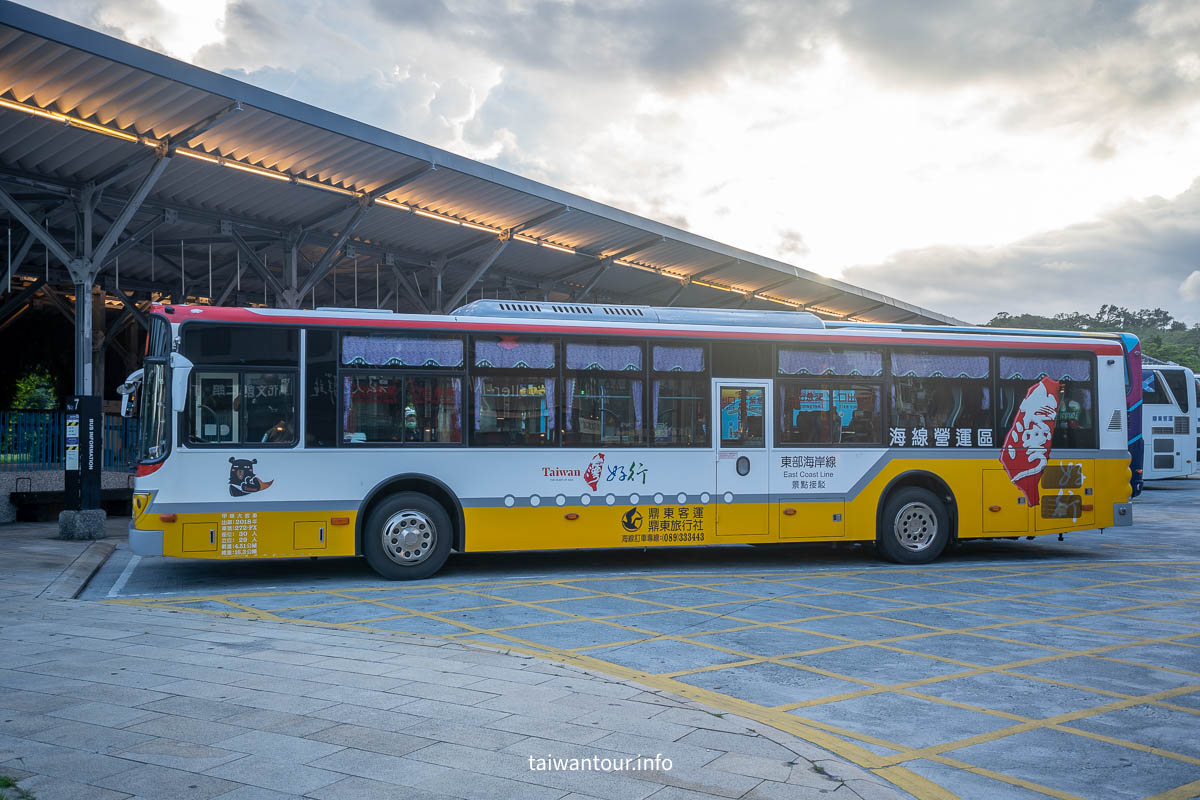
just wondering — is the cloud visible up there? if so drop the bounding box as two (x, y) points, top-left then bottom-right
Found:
(777, 229), (810, 257)
(844, 178), (1200, 324)
(1181, 269), (1200, 302)
(20, 0), (1200, 323)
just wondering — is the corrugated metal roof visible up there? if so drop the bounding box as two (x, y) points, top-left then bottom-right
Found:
(0, 1), (963, 324)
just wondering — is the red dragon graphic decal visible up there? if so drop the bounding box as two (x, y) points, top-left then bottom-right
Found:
(999, 377), (1060, 505)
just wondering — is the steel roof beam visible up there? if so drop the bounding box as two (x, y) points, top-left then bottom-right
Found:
(547, 235), (660, 282)
(440, 232), (499, 263)
(228, 227), (287, 299)
(39, 284), (75, 325)
(393, 267), (429, 314)
(112, 288), (150, 330)
(749, 277), (795, 296)
(97, 215), (164, 270)
(442, 236), (510, 313)
(368, 163), (436, 202)
(166, 101), (243, 151)
(0, 185), (75, 268)
(90, 152), (172, 277)
(798, 290), (844, 310)
(664, 280), (690, 307)
(687, 259), (739, 282)
(215, 257), (249, 306)
(0, 277), (46, 323)
(296, 201), (372, 300)
(844, 301), (886, 320)
(509, 204), (570, 234)
(299, 163), (433, 231)
(6, 201), (69, 273)
(574, 260), (612, 302)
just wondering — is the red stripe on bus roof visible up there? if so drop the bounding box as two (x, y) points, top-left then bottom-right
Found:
(154, 306), (1125, 355)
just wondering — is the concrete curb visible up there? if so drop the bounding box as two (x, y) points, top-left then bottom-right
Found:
(38, 538), (116, 600)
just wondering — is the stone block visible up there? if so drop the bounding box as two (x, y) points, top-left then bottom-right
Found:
(57, 508), (107, 540)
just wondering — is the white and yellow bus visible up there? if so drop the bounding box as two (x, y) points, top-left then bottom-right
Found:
(123, 300), (1134, 579)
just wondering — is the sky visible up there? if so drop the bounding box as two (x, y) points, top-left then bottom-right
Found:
(23, 0), (1200, 324)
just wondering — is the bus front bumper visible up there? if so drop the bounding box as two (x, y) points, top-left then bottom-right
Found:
(1112, 502), (1133, 527)
(129, 523), (164, 556)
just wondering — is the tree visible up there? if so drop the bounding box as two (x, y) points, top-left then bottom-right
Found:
(984, 306), (1200, 371)
(11, 366), (57, 410)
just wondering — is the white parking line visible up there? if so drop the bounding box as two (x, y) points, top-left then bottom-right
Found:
(107, 554), (142, 598)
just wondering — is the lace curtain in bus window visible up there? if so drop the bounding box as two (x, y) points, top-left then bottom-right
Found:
(652, 345), (705, 372)
(998, 356), (1092, 381)
(891, 352), (990, 379)
(474, 338), (556, 369)
(778, 348), (883, 377)
(566, 342), (642, 371)
(341, 335), (464, 368)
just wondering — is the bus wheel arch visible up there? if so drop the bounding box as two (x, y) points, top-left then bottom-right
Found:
(875, 471), (957, 564)
(358, 474), (465, 556)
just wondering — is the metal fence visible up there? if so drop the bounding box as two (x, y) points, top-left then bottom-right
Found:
(0, 410), (139, 473)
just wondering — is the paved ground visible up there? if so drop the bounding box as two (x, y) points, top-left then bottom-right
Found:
(0, 525), (909, 799)
(80, 477), (1200, 800)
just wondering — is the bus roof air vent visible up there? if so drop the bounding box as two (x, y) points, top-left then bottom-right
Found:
(451, 299), (824, 328)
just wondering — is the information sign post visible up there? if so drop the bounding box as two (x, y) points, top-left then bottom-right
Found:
(60, 395), (106, 539)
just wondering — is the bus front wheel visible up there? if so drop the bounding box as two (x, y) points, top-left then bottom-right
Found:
(363, 492), (453, 580)
(877, 487), (950, 564)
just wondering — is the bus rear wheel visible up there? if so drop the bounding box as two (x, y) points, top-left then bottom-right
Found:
(877, 487), (950, 565)
(363, 492), (452, 580)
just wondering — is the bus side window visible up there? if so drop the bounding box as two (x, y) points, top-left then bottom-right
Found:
(998, 354), (1096, 449)
(306, 329), (338, 447)
(185, 370), (296, 446)
(777, 347), (883, 446)
(651, 344), (708, 447)
(471, 336), (559, 446)
(563, 340), (645, 447)
(889, 351), (992, 447)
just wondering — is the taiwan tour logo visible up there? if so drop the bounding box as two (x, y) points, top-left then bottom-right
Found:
(621, 508), (643, 532)
(583, 452), (605, 491)
(228, 458), (273, 497)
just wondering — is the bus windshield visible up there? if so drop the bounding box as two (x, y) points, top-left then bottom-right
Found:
(138, 360), (170, 462)
(1162, 369), (1191, 413)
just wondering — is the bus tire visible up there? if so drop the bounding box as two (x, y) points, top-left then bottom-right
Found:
(877, 487), (950, 564)
(363, 492), (453, 580)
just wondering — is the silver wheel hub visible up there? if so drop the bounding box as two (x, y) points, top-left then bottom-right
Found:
(382, 510), (436, 565)
(894, 502), (937, 552)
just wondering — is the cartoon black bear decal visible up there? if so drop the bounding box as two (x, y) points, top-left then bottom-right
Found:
(228, 457), (273, 497)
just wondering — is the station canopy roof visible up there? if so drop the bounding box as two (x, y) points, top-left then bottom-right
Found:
(0, 1), (962, 324)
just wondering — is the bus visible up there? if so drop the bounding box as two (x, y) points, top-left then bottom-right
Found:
(1141, 363), (1197, 481)
(827, 321), (1145, 498)
(121, 300), (1134, 580)
(1118, 333), (1144, 497)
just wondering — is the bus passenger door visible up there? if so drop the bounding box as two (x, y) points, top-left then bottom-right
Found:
(714, 381), (770, 537)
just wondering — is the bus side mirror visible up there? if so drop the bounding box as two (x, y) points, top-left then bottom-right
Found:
(117, 369), (143, 418)
(170, 353), (193, 414)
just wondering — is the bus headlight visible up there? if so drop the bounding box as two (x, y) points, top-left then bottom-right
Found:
(132, 492), (151, 518)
